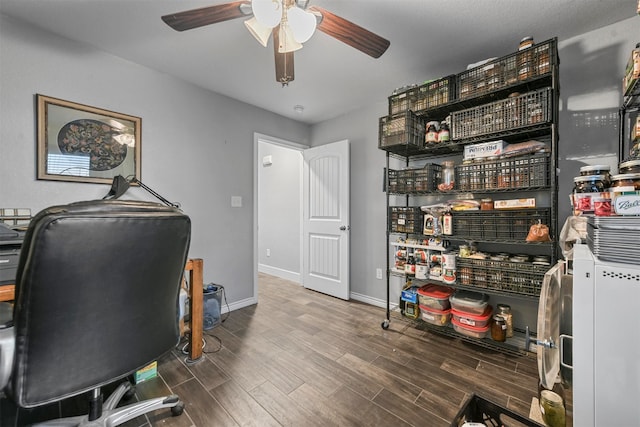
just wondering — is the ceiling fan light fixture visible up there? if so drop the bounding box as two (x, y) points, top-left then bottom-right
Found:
(252, 0), (282, 28)
(287, 6), (316, 43)
(244, 17), (272, 47)
(277, 23), (302, 53)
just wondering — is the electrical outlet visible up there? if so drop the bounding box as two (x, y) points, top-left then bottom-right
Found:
(376, 268), (383, 280)
(266, 249), (271, 257)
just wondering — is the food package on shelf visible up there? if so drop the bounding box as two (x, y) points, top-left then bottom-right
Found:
(500, 140), (548, 158)
(463, 140), (506, 161)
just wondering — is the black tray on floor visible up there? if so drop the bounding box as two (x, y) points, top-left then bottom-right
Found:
(450, 393), (545, 427)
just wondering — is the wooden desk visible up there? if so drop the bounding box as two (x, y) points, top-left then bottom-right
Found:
(183, 258), (204, 362)
(0, 258), (204, 362)
(0, 285), (14, 302)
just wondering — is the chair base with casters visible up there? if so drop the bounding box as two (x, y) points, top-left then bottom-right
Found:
(30, 382), (184, 427)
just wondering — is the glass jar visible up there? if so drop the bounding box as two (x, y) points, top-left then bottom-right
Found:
(517, 36), (534, 81)
(619, 159), (640, 174)
(439, 161), (455, 191)
(593, 197), (612, 216)
(438, 122), (450, 143)
(573, 174), (607, 213)
(496, 304), (513, 338)
(579, 165), (611, 187)
(459, 244), (470, 258)
(491, 315), (507, 342)
(404, 254), (416, 276)
(610, 173), (640, 190)
(536, 43), (551, 75)
(425, 123), (439, 146)
(539, 389), (566, 427)
(480, 198), (494, 210)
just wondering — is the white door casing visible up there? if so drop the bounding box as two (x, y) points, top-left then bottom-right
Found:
(302, 140), (350, 300)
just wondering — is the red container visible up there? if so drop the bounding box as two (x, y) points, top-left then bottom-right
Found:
(419, 305), (451, 327)
(451, 306), (493, 328)
(451, 317), (490, 339)
(417, 284), (454, 310)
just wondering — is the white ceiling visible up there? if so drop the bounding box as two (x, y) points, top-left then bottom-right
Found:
(0, 0), (636, 124)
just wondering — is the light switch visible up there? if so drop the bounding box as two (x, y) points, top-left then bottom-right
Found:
(231, 196), (242, 207)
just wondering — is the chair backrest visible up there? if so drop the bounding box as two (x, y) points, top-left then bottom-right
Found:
(9, 200), (191, 408)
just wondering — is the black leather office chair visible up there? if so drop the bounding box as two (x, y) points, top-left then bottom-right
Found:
(0, 200), (191, 426)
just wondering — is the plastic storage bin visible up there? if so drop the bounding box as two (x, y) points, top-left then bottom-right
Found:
(418, 284), (455, 310)
(449, 290), (489, 315)
(419, 305), (451, 327)
(451, 317), (490, 339)
(451, 306), (493, 328)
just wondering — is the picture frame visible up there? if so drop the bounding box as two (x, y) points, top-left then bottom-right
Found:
(37, 94), (141, 184)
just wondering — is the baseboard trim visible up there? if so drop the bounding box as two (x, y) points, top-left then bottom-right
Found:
(258, 264), (301, 284)
(221, 296), (257, 314)
(350, 292), (398, 310)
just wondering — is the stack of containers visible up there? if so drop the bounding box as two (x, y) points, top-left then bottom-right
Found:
(572, 161), (640, 217)
(449, 290), (492, 338)
(417, 284), (454, 327)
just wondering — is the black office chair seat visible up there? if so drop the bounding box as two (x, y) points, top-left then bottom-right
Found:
(0, 200), (191, 426)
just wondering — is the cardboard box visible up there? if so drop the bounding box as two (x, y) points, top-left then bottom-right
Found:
(494, 198), (536, 210)
(463, 140), (506, 161)
(134, 361), (158, 384)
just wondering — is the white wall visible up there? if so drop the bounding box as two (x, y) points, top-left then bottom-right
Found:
(310, 16), (640, 308)
(257, 140), (303, 282)
(0, 14), (310, 308)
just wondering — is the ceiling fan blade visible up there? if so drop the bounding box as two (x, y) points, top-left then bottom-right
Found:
(161, 1), (251, 32)
(273, 27), (295, 86)
(308, 6), (390, 59)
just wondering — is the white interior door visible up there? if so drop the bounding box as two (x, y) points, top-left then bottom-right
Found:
(302, 140), (350, 300)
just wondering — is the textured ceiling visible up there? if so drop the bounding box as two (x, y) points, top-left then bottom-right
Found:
(0, 0), (636, 124)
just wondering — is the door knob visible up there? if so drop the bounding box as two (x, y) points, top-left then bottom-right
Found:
(339, 225), (350, 231)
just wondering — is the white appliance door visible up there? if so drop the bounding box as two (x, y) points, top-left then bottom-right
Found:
(593, 261), (640, 426)
(302, 140), (350, 300)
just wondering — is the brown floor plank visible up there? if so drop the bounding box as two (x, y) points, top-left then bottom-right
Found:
(171, 378), (238, 427)
(209, 380), (282, 427)
(335, 353), (423, 403)
(248, 381), (324, 427)
(373, 388), (450, 427)
(330, 385), (413, 427)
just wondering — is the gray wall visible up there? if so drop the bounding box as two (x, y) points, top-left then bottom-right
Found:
(1, 11), (637, 312)
(0, 13), (310, 309)
(257, 140), (303, 282)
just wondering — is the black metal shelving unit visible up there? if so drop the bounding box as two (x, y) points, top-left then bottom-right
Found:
(379, 38), (559, 356)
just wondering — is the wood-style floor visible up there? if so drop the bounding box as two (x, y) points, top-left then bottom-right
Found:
(1, 273), (570, 426)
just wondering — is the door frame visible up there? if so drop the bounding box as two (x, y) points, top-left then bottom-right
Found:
(253, 132), (308, 301)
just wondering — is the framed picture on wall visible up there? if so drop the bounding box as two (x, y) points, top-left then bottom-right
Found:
(36, 94), (141, 184)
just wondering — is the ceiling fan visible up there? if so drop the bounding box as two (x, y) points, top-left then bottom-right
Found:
(161, 0), (390, 86)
